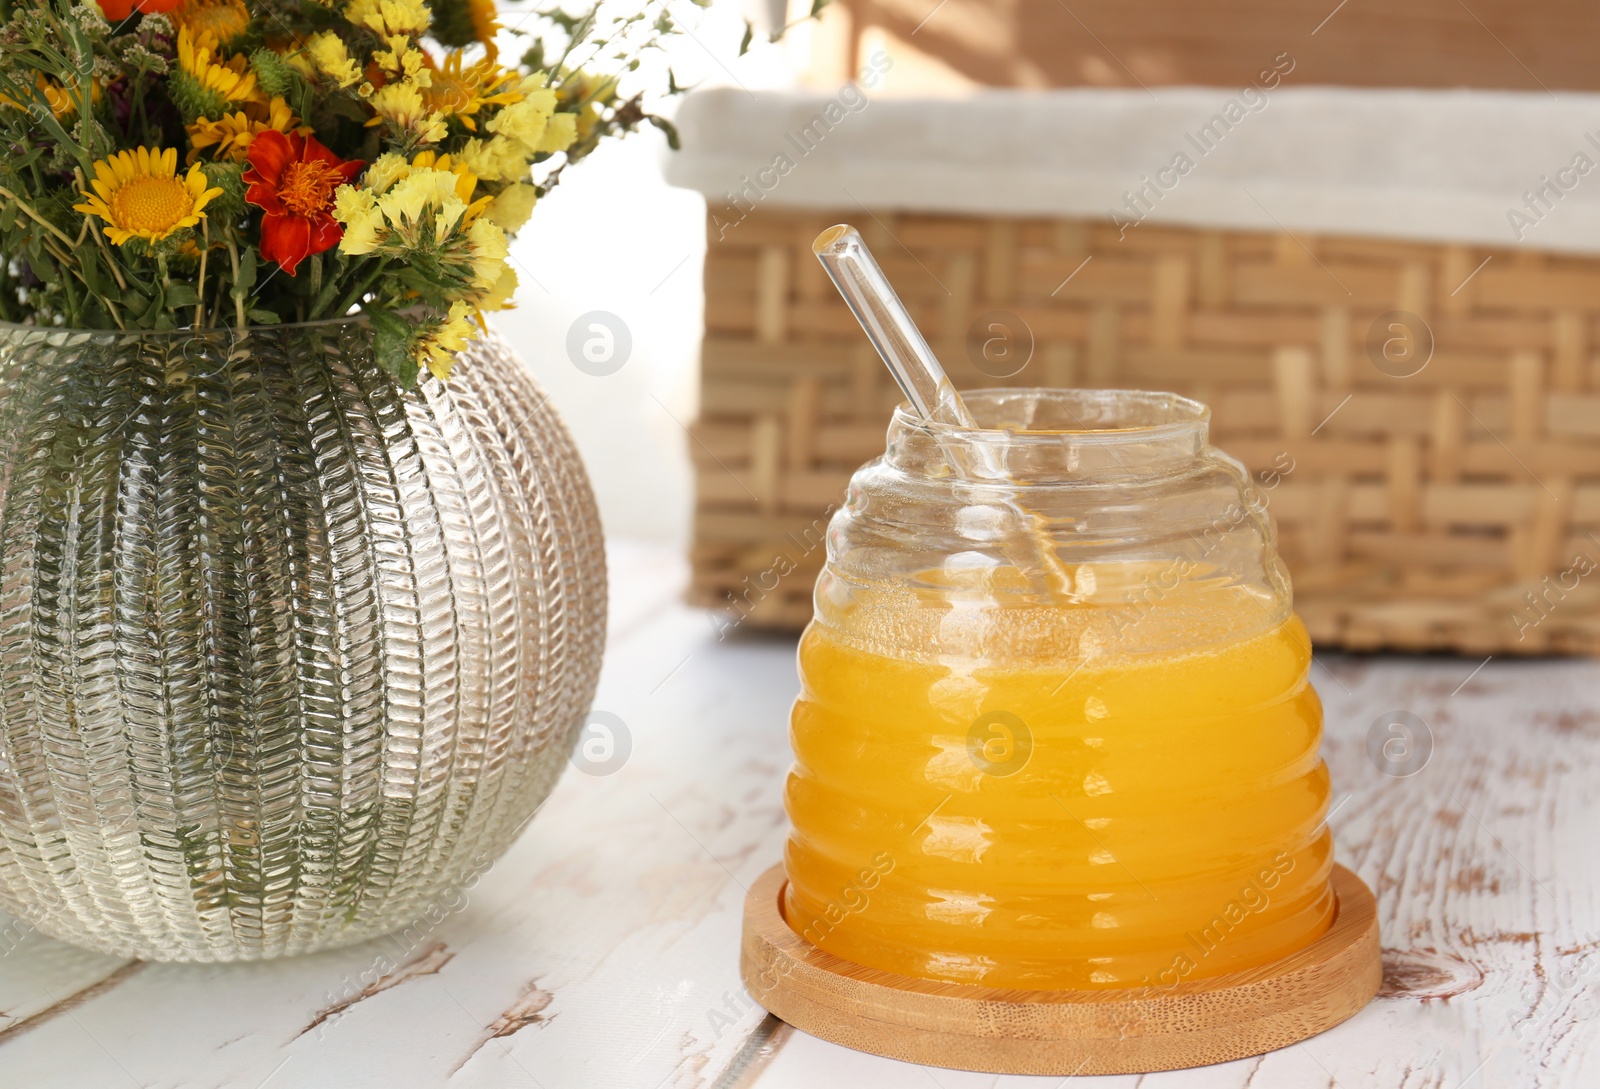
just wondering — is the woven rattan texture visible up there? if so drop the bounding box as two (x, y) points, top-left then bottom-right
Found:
(690, 207), (1600, 654)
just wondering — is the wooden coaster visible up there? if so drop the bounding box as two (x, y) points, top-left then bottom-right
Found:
(740, 863), (1381, 1075)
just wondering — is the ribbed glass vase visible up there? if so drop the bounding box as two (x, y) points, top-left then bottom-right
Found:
(0, 319), (606, 961)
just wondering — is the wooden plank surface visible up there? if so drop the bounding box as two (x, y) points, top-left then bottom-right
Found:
(0, 542), (1596, 1087)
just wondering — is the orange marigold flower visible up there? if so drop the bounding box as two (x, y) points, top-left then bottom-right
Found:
(243, 129), (365, 275)
(96, 0), (182, 22)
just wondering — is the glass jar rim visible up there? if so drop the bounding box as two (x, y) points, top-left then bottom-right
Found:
(895, 387), (1208, 438)
(886, 388), (1212, 480)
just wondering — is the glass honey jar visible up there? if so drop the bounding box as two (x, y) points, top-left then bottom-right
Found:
(782, 388), (1334, 991)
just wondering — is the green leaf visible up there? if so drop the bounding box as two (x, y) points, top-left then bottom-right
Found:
(231, 247), (258, 305)
(738, 21), (754, 56)
(369, 307), (420, 388)
(78, 257), (105, 295)
(647, 115), (680, 151)
(245, 307), (282, 324)
(166, 282), (201, 310)
(325, 95), (371, 123)
(132, 290), (167, 326)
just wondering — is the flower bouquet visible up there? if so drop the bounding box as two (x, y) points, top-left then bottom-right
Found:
(0, 0), (801, 961)
(0, 0), (690, 384)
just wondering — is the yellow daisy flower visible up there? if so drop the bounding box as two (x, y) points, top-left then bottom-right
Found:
(0, 73), (99, 120)
(173, 0), (250, 49)
(177, 27), (259, 104)
(465, 0), (501, 52)
(420, 51), (523, 132)
(187, 96), (310, 163)
(73, 147), (223, 247)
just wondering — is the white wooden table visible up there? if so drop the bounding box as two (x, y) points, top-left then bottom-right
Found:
(1, 540), (1596, 1089)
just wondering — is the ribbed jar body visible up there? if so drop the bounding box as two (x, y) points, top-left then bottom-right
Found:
(0, 321), (605, 961)
(784, 389), (1334, 990)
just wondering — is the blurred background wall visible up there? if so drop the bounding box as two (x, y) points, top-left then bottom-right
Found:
(810, 0), (1600, 92)
(484, 0), (842, 549)
(492, 0), (1600, 553)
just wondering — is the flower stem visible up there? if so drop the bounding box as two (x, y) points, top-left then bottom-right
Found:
(0, 185), (75, 247)
(331, 260), (388, 317)
(195, 222), (209, 329)
(227, 238), (246, 330)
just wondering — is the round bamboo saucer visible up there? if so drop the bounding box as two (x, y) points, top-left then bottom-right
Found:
(740, 863), (1381, 1075)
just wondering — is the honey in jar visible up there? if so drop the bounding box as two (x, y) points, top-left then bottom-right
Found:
(782, 389), (1334, 990)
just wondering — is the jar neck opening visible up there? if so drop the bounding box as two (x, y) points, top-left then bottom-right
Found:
(886, 388), (1210, 482)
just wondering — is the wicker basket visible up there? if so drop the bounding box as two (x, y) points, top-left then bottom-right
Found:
(689, 205), (1600, 655)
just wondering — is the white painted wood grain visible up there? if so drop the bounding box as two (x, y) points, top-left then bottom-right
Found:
(0, 544), (1595, 1089)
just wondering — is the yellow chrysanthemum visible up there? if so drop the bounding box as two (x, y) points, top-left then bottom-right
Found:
(177, 27), (259, 103)
(333, 157), (500, 253)
(281, 43), (317, 81)
(374, 43), (432, 81)
(345, 0), (431, 39)
(173, 0), (250, 48)
(366, 81), (448, 143)
(538, 112), (577, 154)
(306, 31), (363, 89)
(560, 71), (617, 145)
(334, 150), (493, 257)
(455, 135), (527, 184)
(484, 84), (561, 151)
(419, 301), (478, 380)
(73, 147), (223, 246)
(464, 217), (507, 289)
(478, 262), (518, 312)
(187, 96), (308, 162)
(377, 167), (465, 232)
(361, 151), (411, 195)
(421, 51), (523, 131)
(411, 150), (492, 221)
(332, 184), (384, 254)
(485, 182), (536, 232)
